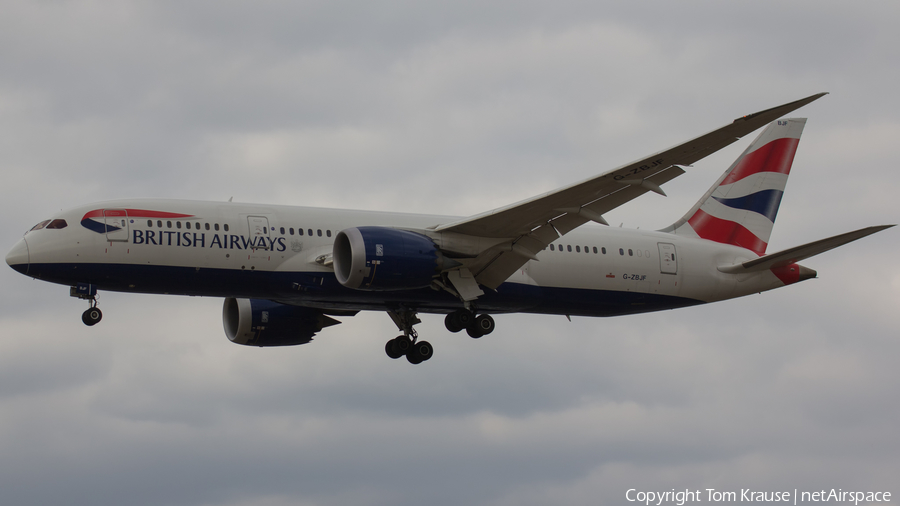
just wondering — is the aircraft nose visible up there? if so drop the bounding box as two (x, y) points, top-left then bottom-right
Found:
(6, 238), (29, 276)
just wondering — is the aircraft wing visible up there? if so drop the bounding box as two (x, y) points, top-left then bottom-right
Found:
(435, 93), (828, 289)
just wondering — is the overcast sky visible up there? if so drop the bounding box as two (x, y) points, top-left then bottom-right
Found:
(2, 1), (899, 505)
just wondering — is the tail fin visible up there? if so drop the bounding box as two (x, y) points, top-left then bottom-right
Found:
(663, 118), (806, 255)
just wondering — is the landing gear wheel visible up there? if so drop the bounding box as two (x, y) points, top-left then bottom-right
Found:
(82, 307), (102, 326)
(406, 341), (433, 364)
(385, 309), (434, 365)
(465, 314), (494, 338)
(444, 313), (462, 333)
(385, 338), (405, 359)
(445, 309), (474, 333)
(474, 314), (494, 335)
(466, 325), (484, 338)
(393, 335), (411, 354)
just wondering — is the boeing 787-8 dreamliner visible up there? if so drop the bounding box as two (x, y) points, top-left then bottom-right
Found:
(6, 93), (892, 364)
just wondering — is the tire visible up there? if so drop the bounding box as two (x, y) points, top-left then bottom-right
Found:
(474, 314), (495, 335)
(393, 336), (411, 353)
(444, 313), (463, 333)
(385, 339), (404, 359)
(466, 325), (484, 339)
(406, 341), (433, 364)
(82, 307), (102, 326)
(456, 310), (474, 328)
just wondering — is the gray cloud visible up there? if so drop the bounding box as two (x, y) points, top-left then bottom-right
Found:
(1, 1), (898, 505)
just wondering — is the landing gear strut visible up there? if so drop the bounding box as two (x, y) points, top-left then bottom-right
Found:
(385, 309), (434, 364)
(71, 283), (102, 326)
(444, 309), (494, 338)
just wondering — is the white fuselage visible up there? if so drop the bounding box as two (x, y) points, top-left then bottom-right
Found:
(9, 198), (792, 318)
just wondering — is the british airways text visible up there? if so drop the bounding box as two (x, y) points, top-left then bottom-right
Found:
(132, 230), (288, 252)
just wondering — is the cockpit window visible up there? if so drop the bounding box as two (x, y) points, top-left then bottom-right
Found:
(28, 219), (68, 232)
(29, 220), (51, 231)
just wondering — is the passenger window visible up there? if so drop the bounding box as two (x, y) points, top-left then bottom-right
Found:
(592, 247), (598, 254)
(147, 220), (153, 227)
(214, 223), (220, 231)
(326, 230), (332, 238)
(576, 246), (581, 253)
(176, 221), (182, 229)
(280, 227), (285, 235)
(619, 248), (624, 255)
(567, 245), (572, 252)
(205, 223), (210, 230)
(602, 247), (607, 254)
(167, 221), (172, 228)
(550, 244), (555, 251)
(299, 228), (304, 236)
(628, 249), (633, 256)
(224, 224), (230, 232)
(289, 228), (294, 235)
(584, 246), (589, 253)
(157, 220), (162, 228)
(317, 229), (322, 237)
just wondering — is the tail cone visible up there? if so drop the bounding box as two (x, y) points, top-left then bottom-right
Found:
(798, 265), (817, 281)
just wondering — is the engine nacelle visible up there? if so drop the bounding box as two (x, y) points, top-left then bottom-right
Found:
(223, 298), (340, 347)
(333, 226), (439, 291)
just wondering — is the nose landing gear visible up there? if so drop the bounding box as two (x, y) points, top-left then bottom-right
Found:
(70, 283), (102, 326)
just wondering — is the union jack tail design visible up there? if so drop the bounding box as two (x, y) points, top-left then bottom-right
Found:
(664, 118), (806, 255)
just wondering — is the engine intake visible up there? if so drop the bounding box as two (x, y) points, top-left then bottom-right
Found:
(223, 298), (340, 347)
(333, 226), (440, 291)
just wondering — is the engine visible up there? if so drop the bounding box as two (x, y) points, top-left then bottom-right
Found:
(223, 298), (340, 347)
(333, 226), (440, 291)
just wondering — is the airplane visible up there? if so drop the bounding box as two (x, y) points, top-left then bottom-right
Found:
(6, 93), (894, 364)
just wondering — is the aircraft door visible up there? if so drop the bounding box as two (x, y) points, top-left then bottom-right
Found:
(103, 209), (129, 242)
(658, 242), (677, 274)
(247, 216), (270, 249)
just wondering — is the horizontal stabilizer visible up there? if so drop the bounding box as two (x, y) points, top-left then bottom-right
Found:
(718, 224), (895, 273)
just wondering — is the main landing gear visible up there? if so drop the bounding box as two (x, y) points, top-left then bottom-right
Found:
(383, 308), (496, 364)
(70, 283), (102, 326)
(444, 309), (495, 338)
(385, 309), (434, 364)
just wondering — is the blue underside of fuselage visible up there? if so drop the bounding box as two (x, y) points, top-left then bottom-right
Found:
(22, 262), (705, 317)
